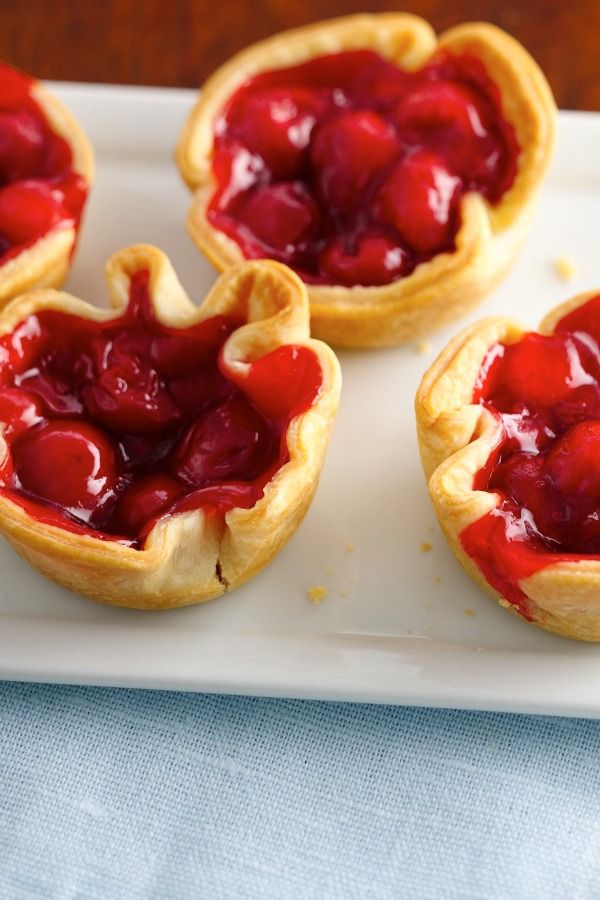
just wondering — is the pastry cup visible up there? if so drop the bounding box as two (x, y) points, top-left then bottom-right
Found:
(0, 245), (341, 609)
(415, 290), (600, 641)
(177, 13), (556, 348)
(0, 66), (95, 306)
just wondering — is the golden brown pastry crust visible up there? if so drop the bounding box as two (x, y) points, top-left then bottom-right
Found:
(415, 290), (600, 641)
(0, 78), (95, 307)
(0, 245), (341, 609)
(177, 14), (556, 348)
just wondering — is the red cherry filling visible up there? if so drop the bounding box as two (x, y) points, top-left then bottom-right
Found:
(0, 63), (89, 263)
(0, 181), (67, 246)
(546, 422), (600, 501)
(320, 233), (409, 287)
(234, 183), (320, 254)
(114, 474), (184, 536)
(310, 110), (400, 215)
(0, 387), (42, 438)
(0, 109), (46, 183)
(0, 270), (322, 547)
(391, 80), (514, 199)
(223, 88), (324, 179)
(208, 49), (519, 286)
(82, 356), (181, 435)
(462, 295), (600, 618)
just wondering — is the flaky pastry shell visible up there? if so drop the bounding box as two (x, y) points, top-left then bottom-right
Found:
(177, 13), (556, 348)
(416, 291), (600, 641)
(0, 76), (95, 306)
(0, 245), (341, 609)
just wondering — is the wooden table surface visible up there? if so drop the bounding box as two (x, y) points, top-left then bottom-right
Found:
(1, 0), (598, 110)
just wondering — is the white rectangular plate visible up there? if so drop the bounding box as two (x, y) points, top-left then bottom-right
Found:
(2, 84), (599, 715)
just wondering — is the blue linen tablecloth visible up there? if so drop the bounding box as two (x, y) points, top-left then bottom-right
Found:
(1, 683), (598, 899)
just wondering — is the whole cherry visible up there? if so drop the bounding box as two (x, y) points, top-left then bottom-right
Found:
(374, 149), (461, 254)
(172, 395), (274, 487)
(12, 419), (119, 523)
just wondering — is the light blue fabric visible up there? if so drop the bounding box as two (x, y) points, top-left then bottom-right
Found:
(0, 684), (599, 899)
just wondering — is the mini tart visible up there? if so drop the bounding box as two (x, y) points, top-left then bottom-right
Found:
(0, 61), (94, 305)
(416, 291), (600, 641)
(177, 14), (555, 348)
(0, 245), (341, 609)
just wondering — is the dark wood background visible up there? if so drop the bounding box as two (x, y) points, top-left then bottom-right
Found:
(1, 0), (598, 110)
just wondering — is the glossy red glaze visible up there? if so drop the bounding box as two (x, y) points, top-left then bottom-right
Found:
(0, 387), (42, 438)
(0, 62), (88, 263)
(209, 50), (519, 286)
(464, 295), (600, 619)
(0, 270), (322, 546)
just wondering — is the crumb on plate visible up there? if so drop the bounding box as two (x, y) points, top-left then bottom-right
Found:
(420, 542), (433, 552)
(464, 607), (475, 617)
(345, 542), (355, 553)
(553, 255), (577, 281)
(415, 340), (432, 355)
(308, 585), (328, 604)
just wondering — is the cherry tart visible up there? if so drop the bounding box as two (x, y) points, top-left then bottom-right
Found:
(0, 62), (94, 306)
(177, 14), (555, 348)
(0, 245), (341, 609)
(415, 291), (600, 641)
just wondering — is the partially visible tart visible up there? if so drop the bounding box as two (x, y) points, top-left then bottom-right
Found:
(416, 291), (600, 641)
(0, 61), (94, 305)
(177, 14), (555, 348)
(0, 245), (341, 609)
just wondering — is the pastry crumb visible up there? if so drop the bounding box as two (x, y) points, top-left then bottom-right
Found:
(433, 575), (442, 585)
(345, 542), (355, 553)
(553, 255), (577, 281)
(308, 585), (328, 604)
(464, 607), (475, 617)
(420, 541), (433, 552)
(415, 340), (432, 355)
